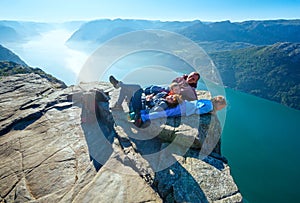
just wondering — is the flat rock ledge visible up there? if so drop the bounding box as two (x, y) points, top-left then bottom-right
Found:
(0, 74), (242, 203)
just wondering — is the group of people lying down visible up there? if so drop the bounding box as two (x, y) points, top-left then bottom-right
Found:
(109, 72), (226, 128)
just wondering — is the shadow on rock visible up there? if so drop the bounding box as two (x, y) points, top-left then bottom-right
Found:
(111, 109), (214, 202)
(71, 89), (117, 171)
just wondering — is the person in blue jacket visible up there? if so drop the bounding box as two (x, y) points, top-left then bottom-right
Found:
(141, 95), (227, 122)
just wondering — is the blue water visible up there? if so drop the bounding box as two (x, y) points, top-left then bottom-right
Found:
(99, 50), (300, 202)
(222, 88), (300, 203)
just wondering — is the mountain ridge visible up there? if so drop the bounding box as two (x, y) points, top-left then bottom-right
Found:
(0, 61), (67, 88)
(0, 44), (27, 66)
(67, 19), (300, 47)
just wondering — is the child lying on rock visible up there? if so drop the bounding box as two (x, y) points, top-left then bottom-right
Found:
(140, 95), (227, 123)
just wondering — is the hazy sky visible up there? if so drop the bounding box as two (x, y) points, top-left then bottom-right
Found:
(1, 0), (300, 22)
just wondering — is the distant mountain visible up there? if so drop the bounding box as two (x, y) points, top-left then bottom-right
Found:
(0, 44), (27, 66)
(0, 20), (86, 44)
(0, 21), (53, 43)
(67, 18), (199, 42)
(0, 61), (66, 88)
(209, 42), (300, 110)
(0, 24), (21, 42)
(60, 21), (85, 31)
(67, 19), (300, 50)
(66, 19), (199, 51)
(180, 20), (300, 45)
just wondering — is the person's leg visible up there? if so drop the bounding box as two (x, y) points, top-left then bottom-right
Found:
(130, 88), (143, 113)
(115, 81), (142, 107)
(109, 75), (143, 109)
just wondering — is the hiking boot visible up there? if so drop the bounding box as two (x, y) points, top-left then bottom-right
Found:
(133, 113), (143, 128)
(109, 75), (119, 89)
(134, 118), (142, 128)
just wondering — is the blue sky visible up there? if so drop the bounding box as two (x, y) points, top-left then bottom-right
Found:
(0, 0), (300, 22)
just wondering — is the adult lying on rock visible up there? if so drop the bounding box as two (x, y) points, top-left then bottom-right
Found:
(109, 75), (185, 127)
(109, 71), (200, 108)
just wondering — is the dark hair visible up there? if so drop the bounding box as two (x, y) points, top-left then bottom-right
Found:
(192, 72), (200, 80)
(187, 72), (200, 88)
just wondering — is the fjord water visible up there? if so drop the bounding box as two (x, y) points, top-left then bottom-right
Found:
(221, 88), (300, 203)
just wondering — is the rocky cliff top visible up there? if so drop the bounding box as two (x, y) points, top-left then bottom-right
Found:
(0, 61), (67, 89)
(0, 73), (242, 202)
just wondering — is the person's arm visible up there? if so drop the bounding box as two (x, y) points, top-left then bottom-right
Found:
(141, 104), (183, 122)
(146, 92), (167, 109)
(172, 76), (184, 83)
(152, 100), (168, 111)
(144, 85), (169, 95)
(146, 93), (154, 101)
(153, 92), (167, 100)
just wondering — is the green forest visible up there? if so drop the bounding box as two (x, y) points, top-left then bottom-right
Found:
(209, 42), (300, 110)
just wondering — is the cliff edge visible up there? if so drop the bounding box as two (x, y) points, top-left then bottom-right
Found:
(0, 73), (242, 202)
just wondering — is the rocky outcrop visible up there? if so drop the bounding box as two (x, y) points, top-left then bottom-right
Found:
(0, 61), (67, 89)
(0, 73), (242, 202)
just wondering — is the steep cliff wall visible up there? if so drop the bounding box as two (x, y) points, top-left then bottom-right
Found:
(0, 73), (242, 202)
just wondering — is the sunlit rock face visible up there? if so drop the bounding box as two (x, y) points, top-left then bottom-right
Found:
(0, 73), (242, 203)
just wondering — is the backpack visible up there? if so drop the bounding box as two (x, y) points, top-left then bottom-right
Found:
(80, 89), (110, 124)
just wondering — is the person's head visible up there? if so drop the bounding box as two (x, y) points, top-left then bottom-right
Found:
(169, 82), (180, 94)
(186, 72), (200, 85)
(165, 94), (183, 108)
(211, 95), (227, 112)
